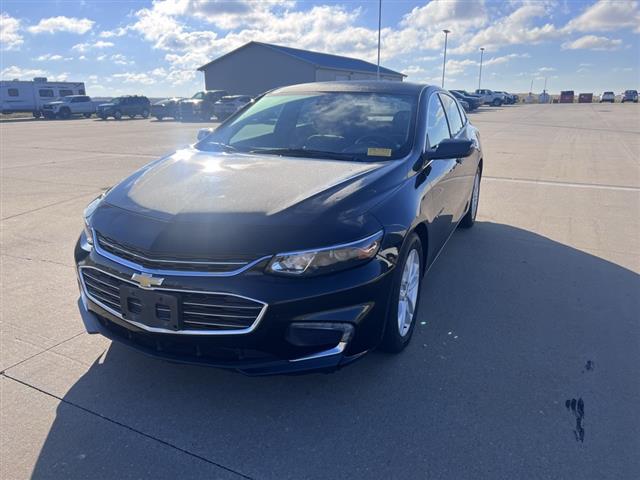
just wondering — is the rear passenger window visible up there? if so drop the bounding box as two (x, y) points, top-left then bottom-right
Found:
(39, 89), (54, 97)
(439, 93), (463, 136)
(426, 94), (450, 148)
(8, 88), (19, 97)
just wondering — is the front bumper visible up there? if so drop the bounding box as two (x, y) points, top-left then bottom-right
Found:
(75, 237), (395, 375)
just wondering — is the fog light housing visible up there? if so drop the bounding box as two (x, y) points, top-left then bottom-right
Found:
(286, 322), (354, 348)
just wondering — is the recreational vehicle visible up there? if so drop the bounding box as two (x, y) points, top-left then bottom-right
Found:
(1, 77), (86, 117)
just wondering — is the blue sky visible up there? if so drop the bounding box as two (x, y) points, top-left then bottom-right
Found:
(1, 0), (639, 97)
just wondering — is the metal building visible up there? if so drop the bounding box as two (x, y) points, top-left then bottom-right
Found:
(197, 41), (405, 96)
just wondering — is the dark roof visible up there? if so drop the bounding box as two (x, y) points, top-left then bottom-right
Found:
(272, 80), (429, 96)
(198, 41), (405, 77)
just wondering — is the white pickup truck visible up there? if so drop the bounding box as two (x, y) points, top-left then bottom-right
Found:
(475, 89), (506, 106)
(42, 95), (95, 119)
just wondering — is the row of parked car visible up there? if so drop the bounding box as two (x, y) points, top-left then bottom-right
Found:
(39, 90), (252, 121)
(447, 89), (519, 112)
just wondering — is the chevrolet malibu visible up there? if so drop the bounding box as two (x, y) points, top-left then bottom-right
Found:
(75, 81), (483, 375)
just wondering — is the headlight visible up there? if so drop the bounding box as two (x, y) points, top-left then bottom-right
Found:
(82, 193), (106, 245)
(266, 231), (383, 277)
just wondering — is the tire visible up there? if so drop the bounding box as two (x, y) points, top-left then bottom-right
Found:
(142, 109), (149, 119)
(99, 115), (107, 120)
(58, 108), (71, 120)
(380, 233), (424, 353)
(460, 167), (481, 229)
(114, 110), (122, 120)
(83, 113), (92, 118)
(129, 114), (136, 119)
(32, 111), (41, 119)
(492, 99), (501, 106)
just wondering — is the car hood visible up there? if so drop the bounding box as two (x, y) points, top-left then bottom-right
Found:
(181, 99), (202, 106)
(92, 148), (402, 257)
(45, 101), (64, 106)
(98, 103), (115, 108)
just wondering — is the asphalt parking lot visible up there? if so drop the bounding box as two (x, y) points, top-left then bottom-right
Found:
(1, 104), (639, 479)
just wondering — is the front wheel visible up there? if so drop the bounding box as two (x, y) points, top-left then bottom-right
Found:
(492, 99), (501, 106)
(380, 233), (423, 353)
(83, 113), (92, 118)
(460, 168), (481, 229)
(141, 109), (149, 119)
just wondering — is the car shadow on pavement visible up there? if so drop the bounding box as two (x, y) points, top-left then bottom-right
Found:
(30, 222), (640, 480)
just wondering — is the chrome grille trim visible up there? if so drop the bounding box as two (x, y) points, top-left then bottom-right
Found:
(78, 265), (268, 336)
(93, 230), (271, 277)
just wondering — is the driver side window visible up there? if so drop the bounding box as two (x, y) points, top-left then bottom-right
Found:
(426, 94), (450, 148)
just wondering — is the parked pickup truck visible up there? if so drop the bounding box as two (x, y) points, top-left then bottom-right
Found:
(213, 95), (252, 120)
(475, 89), (506, 106)
(42, 95), (95, 119)
(179, 90), (227, 121)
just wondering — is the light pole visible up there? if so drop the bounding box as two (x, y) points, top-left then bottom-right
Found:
(478, 47), (485, 90)
(376, 0), (382, 80)
(441, 29), (450, 88)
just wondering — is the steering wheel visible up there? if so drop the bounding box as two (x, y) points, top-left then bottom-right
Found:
(353, 135), (392, 147)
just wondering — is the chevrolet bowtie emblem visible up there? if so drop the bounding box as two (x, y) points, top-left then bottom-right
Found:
(131, 273), (164, 288)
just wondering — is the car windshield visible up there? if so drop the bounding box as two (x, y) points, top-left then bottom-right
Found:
(112, 98), (123, 104)
(197, 92), (418, 161)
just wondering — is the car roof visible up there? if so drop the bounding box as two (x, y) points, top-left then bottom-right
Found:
(271, 81), (430, 97)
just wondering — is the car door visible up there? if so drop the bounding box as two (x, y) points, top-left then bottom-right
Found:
(420, 92), (459, 251)
(121, 98), (132, 115)
(438, 92), (475, 222)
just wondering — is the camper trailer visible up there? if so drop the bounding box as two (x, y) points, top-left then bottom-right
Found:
(1, 77), (86, 117)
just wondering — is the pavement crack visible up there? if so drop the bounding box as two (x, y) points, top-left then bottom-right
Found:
(0, 332), (86, 375)
(1, 191), (102, 221)
(0, 373), (255, 480)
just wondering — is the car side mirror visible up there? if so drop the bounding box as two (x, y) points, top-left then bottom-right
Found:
(197, 128), (214, 142)
(424, 138), (474, 161)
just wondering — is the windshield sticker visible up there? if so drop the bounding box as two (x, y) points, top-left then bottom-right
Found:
(367, 148), (392, 157)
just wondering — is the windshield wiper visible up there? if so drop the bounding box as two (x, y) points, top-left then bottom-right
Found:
(248, 147), (356, 161)
(203, 141), (238, 152)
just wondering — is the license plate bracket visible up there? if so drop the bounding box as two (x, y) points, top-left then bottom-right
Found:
(119, 286), (180, 330)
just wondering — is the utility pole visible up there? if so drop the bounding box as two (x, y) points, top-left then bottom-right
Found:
(441, 29), (450, 88)
(376, 0), (382, 80)
(478, 47), (485, 90)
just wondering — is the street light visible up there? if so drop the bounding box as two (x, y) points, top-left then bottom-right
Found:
(376, 0), (382, 80)
(441, 29), (450, 88)
(478, 47), (485, 90)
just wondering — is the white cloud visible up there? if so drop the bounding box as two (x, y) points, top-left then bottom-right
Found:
(452, 4), (560, 54)
(34, 53), (72, 61)
(72, 40), (114, 52)
(561, 34), (623, 51)
(111, 53), (131, 65)
(1, 12), (23, 50)
(112, 72), (157, 85)
(27, 16), (94, 34)
(99, 26), (128, 38)
(565, 0), (640, 33)
(538, 66), (556, 72)
(484, 53), (529, 66)
(1, 65), (47, 79)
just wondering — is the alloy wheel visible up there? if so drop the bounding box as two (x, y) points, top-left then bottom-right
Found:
(398, 249), (420, 337)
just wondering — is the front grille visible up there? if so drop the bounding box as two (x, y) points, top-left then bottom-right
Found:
(95, 232), (255, 273)
(80, 268), (266, 333)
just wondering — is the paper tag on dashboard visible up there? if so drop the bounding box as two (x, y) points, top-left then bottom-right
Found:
(367, 148), (392, 157)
